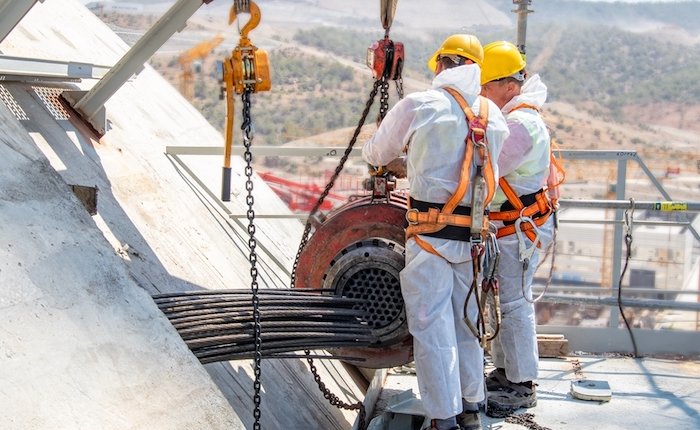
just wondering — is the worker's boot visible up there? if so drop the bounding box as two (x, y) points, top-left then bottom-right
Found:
(422, 418), (460, 430)
(456, 410), (481, 430)
(487, 380), (537, 411)
(484, 367), (509, 391)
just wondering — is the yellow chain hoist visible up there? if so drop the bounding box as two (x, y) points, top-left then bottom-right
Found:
(221, 0), (271, 201)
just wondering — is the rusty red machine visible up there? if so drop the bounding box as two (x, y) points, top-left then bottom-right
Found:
(292, 177), (413, 369)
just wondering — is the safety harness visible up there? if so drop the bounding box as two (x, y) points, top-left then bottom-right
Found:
(488, 103), (565, 246)
(405, 87), (496, 254)
(403, 87), (501, 346)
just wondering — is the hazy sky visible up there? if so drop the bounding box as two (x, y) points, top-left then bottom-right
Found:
(579, 0), (698, 2)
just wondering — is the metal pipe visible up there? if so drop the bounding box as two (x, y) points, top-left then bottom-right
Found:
(533, 285), (700, 296)
(539, 294), (700, 312)
(512, 0), (533, 56)
(560, 199), (700, 211)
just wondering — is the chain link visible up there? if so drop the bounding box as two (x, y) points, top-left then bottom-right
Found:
(376, 76), (390, 125)
(504, 413), (553, 430)
(289, 78), (384, 288)
(396, 76), (404, 100)
(287, 80), (384, 430)
(305, 351), (367, 430)
(241, 87), (263, 430)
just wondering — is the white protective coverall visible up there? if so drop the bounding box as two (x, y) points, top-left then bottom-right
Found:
(490, 74), (554, 384)
(362, 64), (509, 419)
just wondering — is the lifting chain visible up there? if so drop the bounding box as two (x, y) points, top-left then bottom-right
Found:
(241, 87), (264, 430)
(505, 413), (553, 430)
(290, 77), (384, 288)
(305, 351), (367, 430)
(289, 5), (401, 428)
(377, 77), (390, 125)
(396, 75), (404, 100)
(289, 77), (385, 430)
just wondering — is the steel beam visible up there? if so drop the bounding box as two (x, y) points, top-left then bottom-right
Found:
(64, 0), (212, 135)
(0, 55), (111, 82)
(0, 0), (44, 44)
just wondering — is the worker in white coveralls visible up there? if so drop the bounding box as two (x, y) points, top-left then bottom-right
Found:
(363, 34), (509, 430)
(479, 40), (555, 412)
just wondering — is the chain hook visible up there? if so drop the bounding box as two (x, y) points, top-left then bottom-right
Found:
(514, 208), (541, 269)
(380, 0), (398, 32)
(624, 197), (635, 245)
(229, 0), (260, 42)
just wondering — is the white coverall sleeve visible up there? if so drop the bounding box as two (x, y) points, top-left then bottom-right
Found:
(362, 97), (416, 166)
(498, 121), (532, 177)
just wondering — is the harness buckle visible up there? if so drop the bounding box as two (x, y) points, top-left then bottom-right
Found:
(405, 208), (419, 226)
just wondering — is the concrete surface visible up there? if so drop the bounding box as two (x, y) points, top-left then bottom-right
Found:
(0, 1), (365, 429)
(372, 355), (700, 430)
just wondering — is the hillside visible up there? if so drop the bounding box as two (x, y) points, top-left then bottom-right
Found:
(94, 1), (699, 201)
(492, 0), (700, 34)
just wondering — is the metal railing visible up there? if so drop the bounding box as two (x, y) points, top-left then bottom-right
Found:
(167, 145), (700, 354)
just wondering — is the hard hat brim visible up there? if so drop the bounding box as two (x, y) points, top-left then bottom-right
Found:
(427, 51), (439, 73)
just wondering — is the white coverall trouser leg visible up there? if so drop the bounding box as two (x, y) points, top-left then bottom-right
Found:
(490, 217), (554, 383)
(400, 236), (484, 420)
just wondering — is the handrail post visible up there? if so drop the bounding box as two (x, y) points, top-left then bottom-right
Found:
(608, 158), (628, 328)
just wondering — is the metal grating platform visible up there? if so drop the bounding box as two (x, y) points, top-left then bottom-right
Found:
(33, 86), (70, 120)
(0, 84), (29, 120)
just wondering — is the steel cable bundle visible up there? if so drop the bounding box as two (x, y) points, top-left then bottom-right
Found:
(153, 289), (378, 364)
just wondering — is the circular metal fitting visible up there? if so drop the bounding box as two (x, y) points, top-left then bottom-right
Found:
(323, 238), (407, 346)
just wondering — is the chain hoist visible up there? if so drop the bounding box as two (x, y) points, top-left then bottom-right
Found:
(221, 0), (271, 202)
(367, 0), (403, 124)
(220, 2), (270, 428)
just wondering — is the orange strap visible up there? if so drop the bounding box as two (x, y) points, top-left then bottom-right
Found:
(413, 235), (442, 257)
(489, 178), (552, 244)
(443, 88), (496, 208)
(406, 207), (474, 227)
(496, 214), (550, 241)
(489, 180), (551, 222)
(405, 88), (494, 255)
(508, 102), (540, 114)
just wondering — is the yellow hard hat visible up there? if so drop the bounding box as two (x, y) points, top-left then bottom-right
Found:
(481, 41), (527, 85)
(427, 34), (484, 72)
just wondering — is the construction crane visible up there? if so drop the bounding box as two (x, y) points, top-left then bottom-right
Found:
(178, 34), (225, 101)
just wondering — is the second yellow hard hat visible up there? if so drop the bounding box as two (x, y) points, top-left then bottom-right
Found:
(481, 41), (526, 85)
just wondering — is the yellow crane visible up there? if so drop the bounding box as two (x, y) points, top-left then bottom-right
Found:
(178, 34), (225, 101)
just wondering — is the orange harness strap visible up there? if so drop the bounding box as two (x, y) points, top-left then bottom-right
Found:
(442, 88), (496, 210)
(508, 102), (540, 113)
(489, 170), (552, 244)
(488, 102), (555, 244)
(405, 88), (494, 253)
